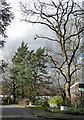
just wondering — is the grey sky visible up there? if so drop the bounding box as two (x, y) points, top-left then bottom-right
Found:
(0, 0), (49, 59)
(0, 0), (83, 59)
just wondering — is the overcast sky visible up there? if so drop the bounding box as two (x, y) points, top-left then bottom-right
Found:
(0, 0), (49, 59)
(0, 0), (83, 60)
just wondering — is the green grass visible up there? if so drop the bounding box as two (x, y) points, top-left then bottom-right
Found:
(26, 105), (41, 107)
(26, 106), (84, 119)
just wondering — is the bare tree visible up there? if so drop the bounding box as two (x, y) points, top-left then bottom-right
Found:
(20, 0), (84, 103)
(1, 48), (19, 104)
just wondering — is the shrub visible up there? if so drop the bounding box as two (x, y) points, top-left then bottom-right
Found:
(2, 96), (13, 105)
(19, 98), (30, 105)
(48, 96), (63, 108)
(41, 101), (49, 108)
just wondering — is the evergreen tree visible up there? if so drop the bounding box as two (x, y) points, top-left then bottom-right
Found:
(10, 67), (19, 104)
(0, 0), (14, 47)
(10, 42), (50, 103)
(25, 47), (48, 103)
(10, 41), (29, 101)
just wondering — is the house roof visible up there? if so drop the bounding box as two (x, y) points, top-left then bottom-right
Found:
(70, 81), (84, 91)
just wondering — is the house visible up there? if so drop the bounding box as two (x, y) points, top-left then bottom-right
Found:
(70, 82), (84, 108)
(70, 59), (84, 108)
(70, 1), (84, 108)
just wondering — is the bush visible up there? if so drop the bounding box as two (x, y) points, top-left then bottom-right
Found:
(19, 98), (30, 105)
(35, 100), (41, 105)
(41, 101), (49, 108)
(48, 96), (63, 108)
(2, 97), (13, 105)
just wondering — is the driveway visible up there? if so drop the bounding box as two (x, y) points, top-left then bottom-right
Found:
(0, 105), (36, 120)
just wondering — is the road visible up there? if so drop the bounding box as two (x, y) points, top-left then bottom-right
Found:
(0, 105), (36, 120)
(1, 105), (83, 120)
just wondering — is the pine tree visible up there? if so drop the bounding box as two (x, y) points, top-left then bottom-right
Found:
(10, 42), (50, 103)
(25, 47), (48, 103)
(0, 0), (14, 47)
(10, 41), (29, 101)
(10, 67), (19, 104)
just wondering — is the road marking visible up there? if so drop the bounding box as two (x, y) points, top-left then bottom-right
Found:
(0, 115), (34, 118)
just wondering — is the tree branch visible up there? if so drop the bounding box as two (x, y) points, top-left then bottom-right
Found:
(70, 68), (79, 78)
(34, 34), (59, 42)
(47, 54), (67, 81)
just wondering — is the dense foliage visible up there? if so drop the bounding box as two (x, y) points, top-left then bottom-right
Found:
(48, 96), (63, 108)
(0, 0), (14, 47)
(9, 41), (49, 103)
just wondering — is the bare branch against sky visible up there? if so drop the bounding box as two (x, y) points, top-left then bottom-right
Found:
(0, 0), (83, 59)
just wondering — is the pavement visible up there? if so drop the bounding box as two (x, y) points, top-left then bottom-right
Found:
(0, 105), (84, 120)
(27, 107), (84, 120)
(0, 105), (36, 120)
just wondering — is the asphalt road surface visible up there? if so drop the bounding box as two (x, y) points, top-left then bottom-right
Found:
(0, 105), (36, 120)
(1, 105), (83, 120)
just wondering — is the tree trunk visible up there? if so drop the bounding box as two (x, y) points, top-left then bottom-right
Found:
(13, 83), (16, 104)
(13, 89), (16, 104)
(13, 94), (16, 104)
(65, 82), (71, 104)
(22, 82), (24, 99)
(65, 64), (71, 104)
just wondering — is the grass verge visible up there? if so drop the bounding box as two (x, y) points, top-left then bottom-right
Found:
(26, 106), (84, 120)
